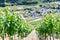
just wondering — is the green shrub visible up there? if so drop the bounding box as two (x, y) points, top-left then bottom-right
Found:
(0, 7), (33, 40)
(36, 13), (60, 39)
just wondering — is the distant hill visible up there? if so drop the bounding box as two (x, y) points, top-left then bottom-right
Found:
(4, 0), (60, 3)
(0, 0), (60, 7)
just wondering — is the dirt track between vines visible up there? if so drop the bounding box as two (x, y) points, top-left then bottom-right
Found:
(22, 30), (60, 40)
(0, 30), (60, 40)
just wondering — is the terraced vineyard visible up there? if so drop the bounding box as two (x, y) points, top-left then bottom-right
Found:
(0, 1), (60, 40)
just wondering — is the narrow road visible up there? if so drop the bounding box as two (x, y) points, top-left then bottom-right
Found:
(30, 18), (42, 22)
(21, 15), (42, 23)
(21, 15), (26, 22)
